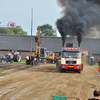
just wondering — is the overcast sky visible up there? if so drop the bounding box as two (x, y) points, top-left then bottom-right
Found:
(0, 0), (62, 36)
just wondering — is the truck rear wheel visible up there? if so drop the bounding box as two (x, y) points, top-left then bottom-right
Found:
(56, 60), (61, 71)
(60, 69), (64, 73)
(81, 64), (83, 71)
(60, 69), (65, 73)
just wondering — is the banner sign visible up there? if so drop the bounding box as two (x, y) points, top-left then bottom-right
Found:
(0, 22), (16, 28)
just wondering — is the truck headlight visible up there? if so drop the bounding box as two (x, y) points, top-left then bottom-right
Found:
(77, 66), (80, 68)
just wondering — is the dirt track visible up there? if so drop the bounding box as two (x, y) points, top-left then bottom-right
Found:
(0, 62), (100, 100)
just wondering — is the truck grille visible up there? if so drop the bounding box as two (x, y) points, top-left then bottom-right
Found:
(66, 61), (76, 64)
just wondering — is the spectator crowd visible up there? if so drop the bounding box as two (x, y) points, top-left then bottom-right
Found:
(26, 55), (34, 65)
(0, 53), (13, 63)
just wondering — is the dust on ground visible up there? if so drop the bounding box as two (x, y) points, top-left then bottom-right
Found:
(0, 62), (100, 100)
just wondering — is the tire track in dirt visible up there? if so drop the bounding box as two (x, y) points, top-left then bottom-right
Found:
(0, 64), (100, 100)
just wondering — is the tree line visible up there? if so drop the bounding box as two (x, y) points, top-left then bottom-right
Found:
(0, 25), (27, 35)
(0, 24), (57, 36)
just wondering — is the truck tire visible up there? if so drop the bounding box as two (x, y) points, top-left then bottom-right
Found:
(60, 69), (64, 73)
(56, 61), (61, 71)
(13, 54), (21, 62)
(60, 69), (65, 73)
(56, 62), (58, 68)
(81, 64), (83, 71)
(78, 70), (81, 74)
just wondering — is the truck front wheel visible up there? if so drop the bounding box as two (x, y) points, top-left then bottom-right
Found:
(78, 70), (81, 74)
(60, 69), (64, 73)
(81, 64), (83, 71)
(60, 69), (66, 73)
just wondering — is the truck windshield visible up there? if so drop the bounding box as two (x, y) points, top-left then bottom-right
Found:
(62, 51), (80, 58)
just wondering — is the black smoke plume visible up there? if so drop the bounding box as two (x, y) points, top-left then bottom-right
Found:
(76, 26), (83, 47)
(56, 0), (100, 47)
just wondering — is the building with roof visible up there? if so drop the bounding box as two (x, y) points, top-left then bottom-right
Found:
(0, 34), (100, 59)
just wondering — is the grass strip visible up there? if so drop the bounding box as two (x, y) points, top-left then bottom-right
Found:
(0, 65), (27, 74)
(13, 59), (26, 64)
(0, 69), (13, 74)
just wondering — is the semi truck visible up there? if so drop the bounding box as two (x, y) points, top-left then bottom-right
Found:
(56, 43), (83, 73)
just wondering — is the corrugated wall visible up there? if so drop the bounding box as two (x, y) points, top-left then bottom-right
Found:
(0, 34), (100, 54)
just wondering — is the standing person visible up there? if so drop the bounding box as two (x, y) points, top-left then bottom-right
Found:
(0, 53), (3, 63)
(88, 89), (100, 100)
(31, 55), (34, 65)
(26, 55), (29, 65)
(6, 54), (9, 63)
(29, 55), (31, 65)
(89, 54), (95, 66)
(76, 89), (100, 100)
(10, 53), (13, 63)
(98, 59), (100, 72)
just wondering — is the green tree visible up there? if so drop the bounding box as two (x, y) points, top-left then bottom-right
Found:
(40, 24), (57, 36)
(12, 26), (27, 35)
(0, 25), (27, 35)
(0, 28), (14, 34)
